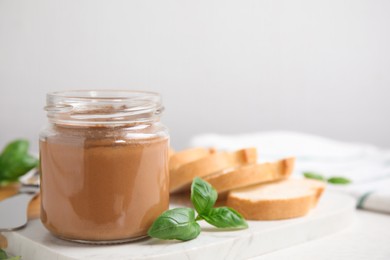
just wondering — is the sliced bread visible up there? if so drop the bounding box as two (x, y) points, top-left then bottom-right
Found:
(170, 148), (257, 193)
(226, 179), (325, 220)
(204, 158), (294, 196)
(169, 147), (215, 172)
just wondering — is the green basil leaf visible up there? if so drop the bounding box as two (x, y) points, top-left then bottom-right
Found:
(148, 208), (201, 241)
(303, 172), (325, 181)
(191, 177), (217, 216)
(202, 207), (248, 229)
(0, 249), (8, 259)
(327, 177), (351, 185)
(0, 139), (38, 182)
(6, 257), (21, 260)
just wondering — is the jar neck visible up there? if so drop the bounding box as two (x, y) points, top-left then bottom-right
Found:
(45, 90), (163, 127)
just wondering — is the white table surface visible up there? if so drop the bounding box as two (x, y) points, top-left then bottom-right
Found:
(3, 197), (390, 259)
(4, 192), (355, 260)
(254, 210), (390, 260)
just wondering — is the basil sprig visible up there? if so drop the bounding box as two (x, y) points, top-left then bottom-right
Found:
(191, 176), (218, 216)
(147, 208), (200, 241)
(0, 249), (21, 260)
(303, 172), (351, 185)
(303, 172), (326, 181)
(201, 207), (248, 229)
(327, 177), (351, 184)
(148, 177), (248, 241)
(0, 139), (38, 184)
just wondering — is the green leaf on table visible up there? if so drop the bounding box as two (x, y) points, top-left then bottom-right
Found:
(147, 208), (201, 241)
(0, 139), (38, 183)
(0, 249), (21, 260)
(327, 177), (351, 185)
(0, 249), (7, 259)
(303, 172), (326, 181)
(148, 178), (249, 242)
(191, 177), (218, 216)
(202, 207), (248, 229)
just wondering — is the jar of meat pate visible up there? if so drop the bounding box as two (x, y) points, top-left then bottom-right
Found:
(39, 90), (169, 244)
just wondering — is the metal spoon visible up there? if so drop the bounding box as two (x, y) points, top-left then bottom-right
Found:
(0, 169), (40, 231)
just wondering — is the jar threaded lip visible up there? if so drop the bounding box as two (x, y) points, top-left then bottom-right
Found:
(45, 90), (163, 126)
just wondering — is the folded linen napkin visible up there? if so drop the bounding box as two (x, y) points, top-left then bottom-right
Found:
(190, 131), (390, 214)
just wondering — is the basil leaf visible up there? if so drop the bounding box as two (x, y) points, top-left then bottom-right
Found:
(0, 139), (38, 182)
(5, 257), (21, 260)
(0, 249), (8, 259)
(202, 207), (248, 229)
(191, 177), (218, 216)
(327, 177), (351, 185)
(303, 172), (325, 181)
(148, 208), (201, 241)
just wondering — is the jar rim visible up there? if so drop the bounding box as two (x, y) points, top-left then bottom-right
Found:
(47, 89), (160, 101)
(45, 90), (163, 126)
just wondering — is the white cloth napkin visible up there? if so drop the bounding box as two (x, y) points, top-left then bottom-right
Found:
(190, 131), (390, 214)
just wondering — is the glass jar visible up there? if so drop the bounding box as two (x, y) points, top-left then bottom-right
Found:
(39, 90), (169, 244)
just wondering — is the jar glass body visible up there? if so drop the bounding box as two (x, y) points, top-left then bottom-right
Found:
(39, 90), (169, 243)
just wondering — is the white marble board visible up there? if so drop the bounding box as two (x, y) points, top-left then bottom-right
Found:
(2, 191), (356, 260)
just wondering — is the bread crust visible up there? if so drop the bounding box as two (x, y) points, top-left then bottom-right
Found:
(169, 147), (215, 172)
(205, 158), (295, 195)
(170, 148), (257, 193)
(227, 194), (314, 220)
(226, 179), (325, 220)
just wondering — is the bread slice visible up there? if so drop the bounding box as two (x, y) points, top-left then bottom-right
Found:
(169, 147), (215, 172)
(226, 179), (325, 220)
(204, 158), (294, 196)
(169, 147), (176, 157)
(170, 148), (257, 193)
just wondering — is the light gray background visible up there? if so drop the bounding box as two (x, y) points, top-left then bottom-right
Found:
(1, 0), (389, 152)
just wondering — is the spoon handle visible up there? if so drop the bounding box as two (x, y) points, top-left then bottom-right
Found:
(0, 193), (38, 231)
